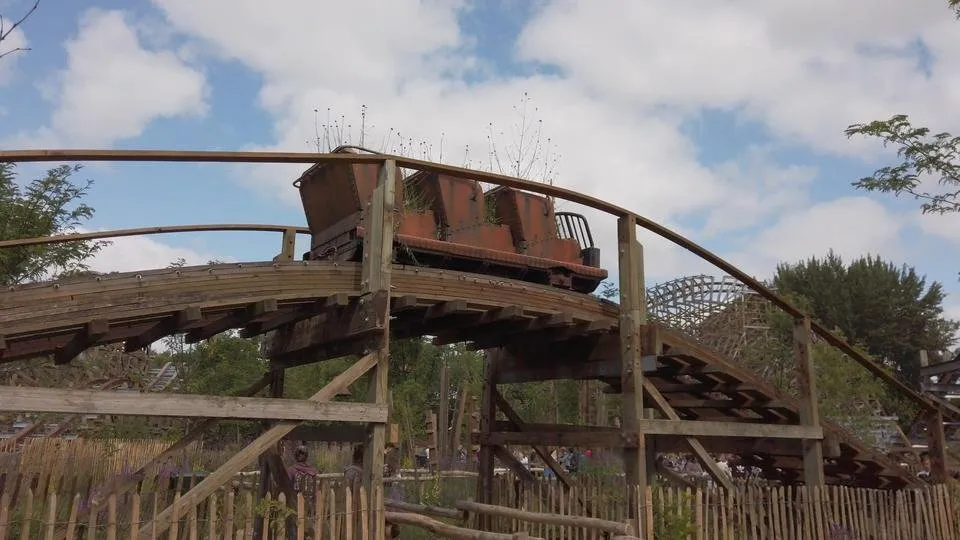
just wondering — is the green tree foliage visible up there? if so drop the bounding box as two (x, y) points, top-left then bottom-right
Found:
(845, 115), (960, 215)
(773, 251), (958, 387)
(844, 1), (960, 218)
(0, 163), (107, 285)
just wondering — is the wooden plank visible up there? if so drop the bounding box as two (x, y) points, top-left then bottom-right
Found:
(0, 385), (386, 422)
(54, 319), (109, 364)
(283, 424), (369, 443)
(641, 378), (734, 491)
(636, 418), (822, 439)
(794, 317), (825, 486)
(617, 214), (648, 535)
(139, 351), (379, 536)
(927, 410), (948, 483)
(361, 158), (396, 540)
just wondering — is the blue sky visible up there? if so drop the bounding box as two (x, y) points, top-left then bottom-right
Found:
(2, 0), (959, 325)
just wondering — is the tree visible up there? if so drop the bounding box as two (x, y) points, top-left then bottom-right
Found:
(773, 251), (958, 388)
(844, 1), (960, 217)
(844, 115), (960, 215)
(0, 163), (107, 285)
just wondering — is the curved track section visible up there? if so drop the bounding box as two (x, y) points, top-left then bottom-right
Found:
(0, 260), (615, 364)
(0, 261), (917, 488)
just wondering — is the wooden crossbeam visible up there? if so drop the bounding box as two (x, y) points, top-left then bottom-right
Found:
(140, 351), (380, 536)
(242, 294), (349, 338)
(0, 385), (386, 422)
(186, 300), (278, 343)
(641, 379), (734, 491)
(54, 319), (109, 364)
(635, 418), (822, 439)
(124, 307), (203, 352)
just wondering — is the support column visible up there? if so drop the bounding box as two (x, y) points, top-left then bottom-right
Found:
(617, 215), (649, 533)
(254, 366), (285, 538)
(927, 409), (948, 483)
(439, 357), (450, 468)
(793, 317), (825, 486)
(361, 158), (396, 540)
(476, 349), (500, 531)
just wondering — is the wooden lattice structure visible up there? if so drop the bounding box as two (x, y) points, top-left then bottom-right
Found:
(1, 149), (958, 538)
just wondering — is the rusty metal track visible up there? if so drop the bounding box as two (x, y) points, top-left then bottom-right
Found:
(0, 261), (917, 488)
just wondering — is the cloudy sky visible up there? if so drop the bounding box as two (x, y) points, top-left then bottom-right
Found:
(1, 0), (958, 320)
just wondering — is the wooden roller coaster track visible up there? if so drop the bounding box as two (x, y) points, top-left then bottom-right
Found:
(0, 149), (954, 539)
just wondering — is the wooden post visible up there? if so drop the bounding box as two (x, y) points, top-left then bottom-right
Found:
(617, 215), (648, 533)
(927, 410), (948, 483)
(793, 317), (825, 486)
(439, 358), (450, 468)
(273, 227), (298, 262)
(254, 366), (285, 538)
(476, 348), (500, 530)
(361, 158), (396, 540)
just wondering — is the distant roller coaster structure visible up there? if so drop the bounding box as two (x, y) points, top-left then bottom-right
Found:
(647, 274), (771, 360)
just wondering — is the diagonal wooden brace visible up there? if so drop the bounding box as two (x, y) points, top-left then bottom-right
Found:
(139, 352), (380, 537)
(641, 379), (734, 491)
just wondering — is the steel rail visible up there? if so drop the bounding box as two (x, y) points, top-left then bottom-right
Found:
(0, 148), (946, 417)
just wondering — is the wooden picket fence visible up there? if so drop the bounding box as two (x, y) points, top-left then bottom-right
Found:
(484, 474), (960, 540)
(0, 481), (374, 540)
(1, 469), (959, 539)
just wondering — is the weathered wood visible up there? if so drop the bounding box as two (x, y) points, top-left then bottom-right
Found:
(928, 409), (948, 483)
(477, 349), (499, 530)
(284, 424), (369, 442)
(361, 158), (396, 540)
(124, 308), (202, 351)
(640, 378), (734, 491)
(138, 352), (379, 536)
(794, 317), (825, 486)
(455, 501), (634, 536)
(636, 418), (821, 439)
(0, 385), (386, 422)
(385, 500), (462, 521)
(54, 319), (109, 364)
(617, 215), (648, 535)
(386, 511), (531, 540)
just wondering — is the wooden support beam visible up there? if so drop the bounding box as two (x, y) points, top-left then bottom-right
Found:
(139, 351), (380, 536)
(361, 158), (396, 540)
(640, 378), (734, 491)
(617, 214), (648, 533)
(452, 386), (469, 454)
(265, 292), (388, 358)
(476, 349), (499, 531)
(58, 373), (272, 539)
(272, 227), (298, 262)
(439, 359), (450, 466)
(124, 307), (203, 352)
(242, 294), (349, 337)
(927, 409), (948, 483)
(186, 300), (278, 343)
(482, 429), (627, 448)
(0, 385), (386, 422)
(54, 319), (109, 364)
(794, 317), (825, 486)
(492, 445), (535, 484)
(494, 392), (585, 494)
(635, 418), (822, 439)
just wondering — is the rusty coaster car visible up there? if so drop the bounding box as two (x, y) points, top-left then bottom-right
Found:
(294, 147), (608, 294)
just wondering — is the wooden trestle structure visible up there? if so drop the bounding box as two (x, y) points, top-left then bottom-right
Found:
(1, 149), (958, 539)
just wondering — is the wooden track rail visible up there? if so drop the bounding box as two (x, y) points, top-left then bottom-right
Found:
(0, 148), (949, 422)
(0, 149), (944, 536)
(0, 260), (918, 489)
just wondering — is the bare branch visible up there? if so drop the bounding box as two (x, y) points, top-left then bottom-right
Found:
(0, 0), (39, 61)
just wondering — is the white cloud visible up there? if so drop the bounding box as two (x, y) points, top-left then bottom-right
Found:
(516, 0), (960, 158)
(0, 23), (27, 85)
(916, 212), (960, 245)
(8, 8), (207, 147)
(141, 0), (958, 293)
(86, 233), (226, 274)
(730, 197), (906, 276)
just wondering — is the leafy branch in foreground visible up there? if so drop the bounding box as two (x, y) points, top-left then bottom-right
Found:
(844, 114), (960, 215)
